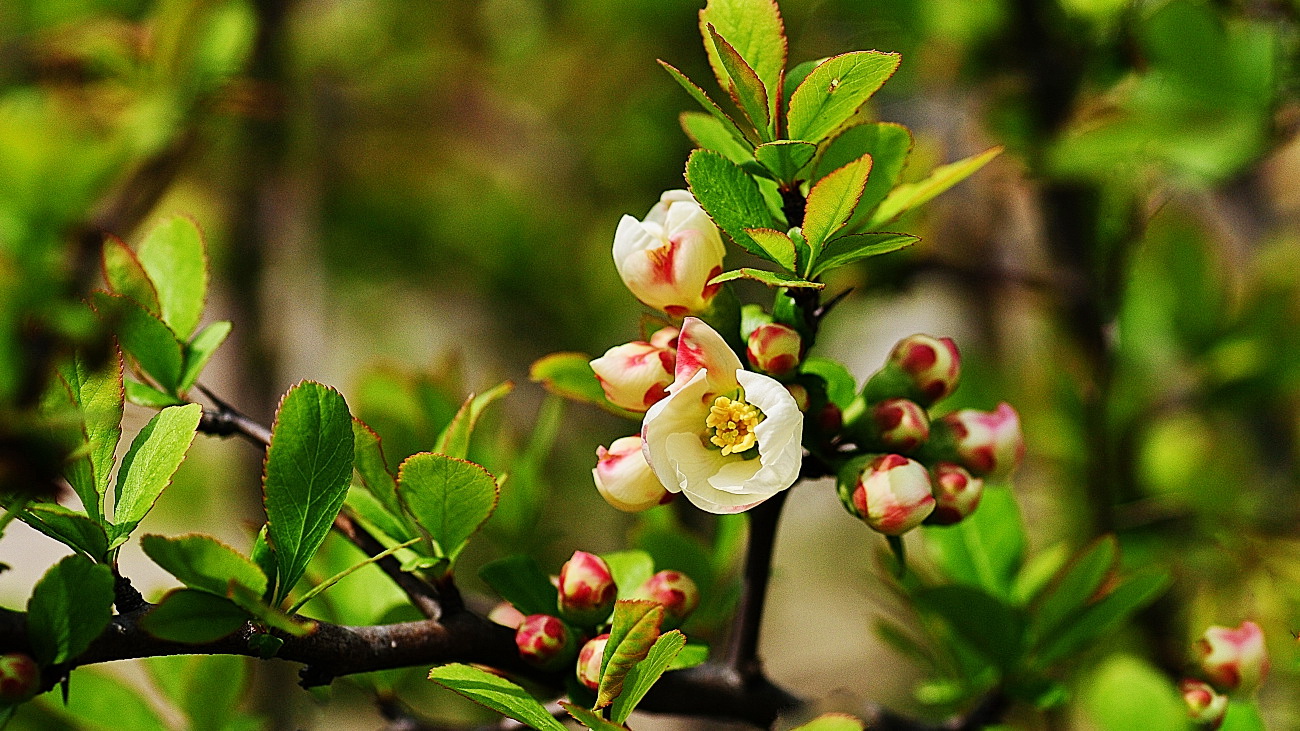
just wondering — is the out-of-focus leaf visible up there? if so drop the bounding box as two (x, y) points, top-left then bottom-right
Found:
(601, 550), (656, 600)
(1035, 571), (1171, 664)
(1080, 655), (1186, 731)
(1011, 542), (1072, 606)
(686, 149), (779, 261)
(802, 153), (872, 267)
(597, 600), (664, 708)
(754, 141), (816, 184)
(135, 214), (208, 339)
(434, 381), (514, 460)
(707, 25), (770, 137)
(92, 292), (185, 393)
(428, 664), (567, 731)
(1220, 700), (1266, 731)
(660, 61), (753, 150)
(709, 268), (823, 289)
(528, 352), (640, 419)
(742, 228), (797, 272)
(38, 666), (169, 731)
(799, 357), (857, 408)
(787, 52), (901, 143)
(478, 555), (558, 616)
(146, 654), (248, 731)
(562, 703), (628, 731)
(913, 585), (1026, 671)
(396, 452), (498, 565)
(58, 351), (124, 516)
(815, 122), (912, 230)
(789, 714), (866, 731)
(101, 234), (160, 315)
(27, 555), (114, 665)
(140, 589), (251, 644)
(681, 112), (753, 163)
(178, 320), (232, 392)
(1029, 536), (1118, 644)
(140, 533), (268, 597)
(700, 0), (786, 129)
(20, 503), (108, 560)
(110, 403), (202, 546)
(125, 381), (184, 408)
(924, 485), (1025, 599)
(868, 147), (1001, 228)
(610, 630), (686, 723)
(811, 232), (918, 277)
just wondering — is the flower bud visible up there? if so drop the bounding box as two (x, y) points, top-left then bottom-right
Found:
(933, 402), (1025, 477)
(926, 462), (984, 525)
(593, 436), (672, 512)
(1195, 621), (1268, 694)
(632, 570), (700, 628)
(864, 335), (961, 406)
(613, 190), (726, 317)
(557, 551), (617, 627)
(576, 634), (610, 691)
(1180, 679), (1228, 728)
(488, 601), (526, 629)
(0, 653), (39, 703)
(514, 614), (577, 671)
(590, 341), (676, 412)
(746, 323), (802, 377)
(648, 326), (680, 350)
(839, 454), (935, 535)
(869, 399), (930, 453)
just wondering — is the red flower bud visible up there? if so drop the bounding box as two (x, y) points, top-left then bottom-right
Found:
(1179, 678), (1228, 728)
(0, 653), (39, 703)
(1195, 621), (1268, 694)
(871, 398), (930, 453)
(840, 454), (935, 535)
(557, 551), (617, 627)
(514, 614), (576, 670)
(576, 634), (610, 691)
(890, 334), (960, 404)
(926, 462), (984, 525)
(936, 402), (1025, 477)
(590, 341), (676, 412)
(746, 323), (802, 377)
(632, 570), (700, 628)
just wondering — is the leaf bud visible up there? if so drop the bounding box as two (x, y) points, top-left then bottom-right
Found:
(931, 403), (1025, 478)
(576, 634), (610, 691)
(590, 341), (676, 412)
(864, 334), (961, 406)
(612, 190), (725, 317)
(925, 462), (984, 525)
(514, 614), (577, 671)
(593, 436), (672, 512)
(838, 454), (935, 536)
(557, 551), (617, 627)
(1179, 678), (1228, 728)
(1195, 621), (1268, 694)
(746, 323), (802, 377)
(632, 570), (700, 629)
(0, 653), (39, 703)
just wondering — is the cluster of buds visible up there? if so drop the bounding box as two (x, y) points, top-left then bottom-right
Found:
(1177, 621), (1269, 728)
(504, 551), (700, 690)
(836, 334), (1025, 535)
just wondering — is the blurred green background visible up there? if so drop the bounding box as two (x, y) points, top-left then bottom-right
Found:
(2, 0), (1300, 728)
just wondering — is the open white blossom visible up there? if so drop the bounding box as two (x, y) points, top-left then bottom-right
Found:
(641, 317), (803, 513)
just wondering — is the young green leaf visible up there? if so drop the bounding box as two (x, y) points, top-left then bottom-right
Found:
(58, 351), (124, 517)
(125, 381), (184, 408)
(753, 140), (817, 185)
(396, 452), (498, 565)
(110, 402), (203, 546)
(428, 664), (568, 731)
(350, 420), (419, 543)
(913, 585), (1027, 671)
(799, 357), (858, 409)
(659, 61), (754, 150)
(434, 381), (514, 460)
(802, 153), (872, 267)
(40, 666), (171, 731)
(529, 352), (641, 419)
(92, 292), (185, 394)
(787, 52), (901, 143)
(1034, 571), (1171, 665)
(135, 214), (208, 339)
(680, 112), (753, 164)
(924, 485), (1025, 600)
(1080, 655), (1188, 731)
(178, 320), (232, 392)
(597, 600), (664, 708)
(685, 149), (779, 262)
(814, 122), (913, 228)
(609, 630), (687, 723)
(27, 554), (115, 665)
(101, 234), (161, 316)
(263, 381), (355, 603)
(1029, 536), (1118, 645)
(600, 550), (656, 600)
(708, 268), (823, 289)
(742, 228), (797, 272)
(810, 232), (918, 277)
(563, 702), (629, 730)
(790, 714), (867, 731)
(140, 589), (252, 644)
(140, 533), (268, 598)
(669, 643), (709, 670)
(867, 147), (1002, 228)
(19, 503), (109, 561)
(479, 555), (559, 616)
(700, 0), (787, 130)
(146, 654), (249, 731)
(707, 25), (770, 138)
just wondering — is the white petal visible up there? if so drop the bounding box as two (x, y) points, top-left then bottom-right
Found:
(673, 318), (742, 393)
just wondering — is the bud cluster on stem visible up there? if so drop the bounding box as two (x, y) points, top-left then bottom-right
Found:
(1176, 620), (1269, 727)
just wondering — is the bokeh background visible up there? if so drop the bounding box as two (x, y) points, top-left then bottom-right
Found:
(3, 0), (1300, 728)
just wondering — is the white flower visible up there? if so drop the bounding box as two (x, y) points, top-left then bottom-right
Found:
(641, 317), (803, 514)
(590, 341), (675, 412)
(613, 190), (726, 317)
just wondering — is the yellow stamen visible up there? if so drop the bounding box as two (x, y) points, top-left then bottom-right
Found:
(706, 395), (764, 456)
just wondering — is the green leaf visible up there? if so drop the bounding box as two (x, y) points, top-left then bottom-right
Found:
(913, 585), (1027, 671)
(610, 630), (687, 723)
(709, 268), (823, 289)
(39, 666), (170, 731)
(178, 320), (232, 392)
(597, 600), (664, 708)
(1029, 536), (1118, 645)
(101, 234), (161, 315)
(680, 112), (753, 164)
(26, 554), (115, 665)
(58, 352), (124, 517)
(799, 357), (858, 409)
(528, 352), (640, 419)
(397, 452), (498, 565)
(136, 214), (208, 339)
(263, 381), (355, 603)
(867, 147), (1002, 228)
(601, 550), (656, 600)
(110, 403), (203, 546)
(700, 0), (786, 131)
(19, 503), (109, 560)
(478, 555), (559, 616)
(428, 664), (568, 731)
(92, 292), (185, 394)
(742, 228), (796, 272)
(706, 25), (770, 138)
(140, 533), (268, 598)
(814, 122), (913, 229)
(1080, 655), (1187, 731)
(669, 643), (709, 670)
(140, 588), (251, 643)
(753, 140), (817, 184)
(147, 655), (249, 731)
(1011, 542), (1072, 606)
(802, 153), (872, 268)
(924, 485), (1025, 600)
(810, 233), (918, 277)
(1221, 700), (1266, 731)
(787, 52), (901, 143)
(790, 714), (867, 731)
(685, 149), (779, 261)
(434, 381), (514, 460)
(659, 61), (753, 151)
(125, 381), (184, 408)
(1035, 571), (1171, 665)
(562, 703), (628, 730)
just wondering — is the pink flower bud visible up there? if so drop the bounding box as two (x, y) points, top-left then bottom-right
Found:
(1195, 621), (1268, 694)
(871, 398), (930, 453)
(936, 402), (1025, 477)
(648, 326), (680, 350)
(593, 436), (672, 512)
(514, 614), (576, 670)
(557, 551), (617, 627)
(890, 334), (960, 404)
(842, 454), (935, 535)
(488, 601), (526, 629)
(926, 462), (984, 525)
(613, 191), (726, 317)
(0, 653), (39, 702)
(632, 570), (700, 628)
(590, 341), (676, 412)
(576, 634), (610, 691)
(1180, 678), (1228, 728)
(746, 323), (802, 377)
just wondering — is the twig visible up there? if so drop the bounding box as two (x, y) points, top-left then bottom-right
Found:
(723, 489), (790, 678)
(196, 384), (272, 447)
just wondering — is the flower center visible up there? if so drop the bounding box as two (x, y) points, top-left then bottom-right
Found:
(706, 395), (764, 456)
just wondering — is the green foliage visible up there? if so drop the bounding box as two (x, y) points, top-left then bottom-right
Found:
(110, 402), (203, 546)
(396, 452), (498, 567)
(427, 664), (567, 731)
(140, 589), (251, 644)
(597, 600), (664, 708)
(686, 149), (780, 262)
(529, 353), (639, 419)
(609, 630), (687, 723)
(140, 533), (267, 599)
(786, 52), (901, 143)
(790, 714), (866, 731)
(478, 555), (559, 617)
(26, 555), (114, 666)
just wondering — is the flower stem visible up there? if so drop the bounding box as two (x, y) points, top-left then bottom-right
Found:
(723, 488), (790, 677)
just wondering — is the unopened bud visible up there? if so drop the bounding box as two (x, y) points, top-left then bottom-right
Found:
(932, 403), (1025, 477)
(0, 653), (39, 703)
(576, 634), (610, 691)
(648, 326), (680, 350)
(1195, 621), (1268, 694)
(632, 570), (700, 628)
(925, 462), (984, 526)
(515, 614), (577, 670)
(746, 323), (802, 377)
(1180, 678), (1228, 728)
(593, 436), (672, 512)
(488, 601), (526, 629)
(785, 383), (810, 412)
(590, 341), (676, 412)
(613, 190), (725, 316)
(870, 399), (930, 453)
(839, 454), (935, 535)
(865, 335), (961, 406)
(557, 551), (617, 627)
